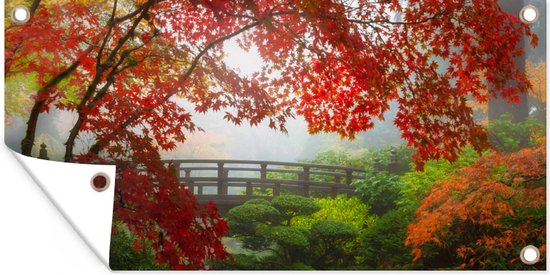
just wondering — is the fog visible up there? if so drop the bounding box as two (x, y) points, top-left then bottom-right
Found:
(161, 103), (404, 162)
(5, 101), (404, 163)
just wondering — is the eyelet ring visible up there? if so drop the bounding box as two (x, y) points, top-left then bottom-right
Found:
(11, 5), (31, 25)
(91, 173), (110, 192)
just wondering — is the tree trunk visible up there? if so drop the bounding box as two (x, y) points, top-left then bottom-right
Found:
(489, 0), (529, 123)
(63, 1), (156, 162)
(64, 115), (85, 162)
(20, 61), (82, 156)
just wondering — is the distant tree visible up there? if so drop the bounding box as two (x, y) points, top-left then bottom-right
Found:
(525, 60), (546, 120)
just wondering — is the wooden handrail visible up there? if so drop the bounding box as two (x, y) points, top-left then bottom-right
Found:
(163, 159), (366, 172)
(157, 159), (365, 200)
(174, 167), (365, 179)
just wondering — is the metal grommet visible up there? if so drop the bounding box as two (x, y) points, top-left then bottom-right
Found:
(11, 5), (30, 25)
(519, 5), (539, 24)
(520, 245), (540, 265)
(91, 173), (110, 192)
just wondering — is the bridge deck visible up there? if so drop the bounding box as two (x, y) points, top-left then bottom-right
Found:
(163, 159), (365, 206)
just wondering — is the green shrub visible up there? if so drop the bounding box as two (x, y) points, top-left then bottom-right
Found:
(487, 113), (544, 152)
(272, 194), (320, 224)
(310, 220), (358, 269)
(398, 147), (480, 209)
(355, 172), (402, 215)
(261, 226), (310, 249)
(311, 220), (357, 241)
(109, 221), (166, 270)
(359, 208), (417, 270)
(292, 195), (371, 230)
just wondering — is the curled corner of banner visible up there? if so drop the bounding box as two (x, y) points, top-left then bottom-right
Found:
(10, 150), (116, 267)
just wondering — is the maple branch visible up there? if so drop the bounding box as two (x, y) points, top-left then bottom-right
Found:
(114, 3), (149, 23)
(130, 20), (263, 125)
(276, 21), (328, 58)
(83, 6), (448, 158)
(64, 0), (159, 162)
(20, 46), (94, 156)
(344, 11), (447, 26)
(85, 19), (267, 156)
(85, 25), (162, 115)
(96, 0), (118, 67)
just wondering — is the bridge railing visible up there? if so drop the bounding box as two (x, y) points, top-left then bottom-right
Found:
(163, 159), (366, 201)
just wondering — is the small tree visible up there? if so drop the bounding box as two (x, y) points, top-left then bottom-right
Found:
(271, 195), (320, 225)
(310, 220), (358, 269)
(225, 195), (319, 269)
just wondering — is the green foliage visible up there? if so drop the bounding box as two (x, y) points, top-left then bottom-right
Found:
(5, 73), (39, 124)
(109, 221), (167, 270)
(244, 198), (272, 206)
(226, 195), (319, 259)
(487, 113), (545, 152)
(398, 146), (480, 209)
(261, 226), (310, 249)
(210, 253), (259, 270)
(300, 145), (414, 175)
(227, 199), (280, 224)
(287, 262), (316, 270)
(292, 195), (371, 230)
(361, 145), (415, 175)
(355, 172), (402, 216)
(359, 208), (418, 269)
(225, 195), (372, 269)
(303, 149), (371, 168)
(271, 194), (320, 224)
(226, 200), (282, 250)
(310, 220), (358, 269)
(311, 220), (357, 240)
(357, 146), (482, 270)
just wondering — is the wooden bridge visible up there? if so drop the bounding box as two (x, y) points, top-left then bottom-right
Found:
(166, 159), (366, 208)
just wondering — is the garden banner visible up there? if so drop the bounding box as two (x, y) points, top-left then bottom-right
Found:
(4, 0), (546, 270)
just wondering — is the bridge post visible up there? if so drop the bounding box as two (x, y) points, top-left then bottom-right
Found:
(217, 162), (227, 195)
(260, 163), (267, 181)
(331, 186), (338, 198)
(184, 168), (194, 194)
(345, 170), (353, 185)
(273, 182), (281, 196)
(246, 181), (253, 196)
(302, 166), (310, 196)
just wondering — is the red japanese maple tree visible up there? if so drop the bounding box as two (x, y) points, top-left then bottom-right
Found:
(6, 0), (538, 269)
